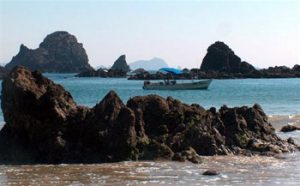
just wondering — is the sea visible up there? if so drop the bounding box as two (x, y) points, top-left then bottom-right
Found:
(0, 74), (299, 185)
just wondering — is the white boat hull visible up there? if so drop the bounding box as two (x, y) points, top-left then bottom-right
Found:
(143, 79), (212, 90)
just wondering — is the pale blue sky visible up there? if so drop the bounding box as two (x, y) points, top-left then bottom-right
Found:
(0, 0), (299, 69)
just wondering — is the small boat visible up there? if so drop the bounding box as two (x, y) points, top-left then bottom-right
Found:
(143, 67), (212, 90)
(143, 79), (212, 90)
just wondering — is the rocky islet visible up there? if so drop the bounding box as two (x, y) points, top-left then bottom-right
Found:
(76, 55), (131, 77)
(5, 31), (93, 73)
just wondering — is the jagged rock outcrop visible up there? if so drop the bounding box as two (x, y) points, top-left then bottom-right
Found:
(77, 55), (130, 77)
(110, 55), (130, 72)
(200, 41), (256, 73)
(5, 31), (93, 73)
(0, 66), (297, 164)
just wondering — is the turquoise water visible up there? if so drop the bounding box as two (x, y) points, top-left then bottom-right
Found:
(46, 74), (300, 116)
(0, 75), (299, 125)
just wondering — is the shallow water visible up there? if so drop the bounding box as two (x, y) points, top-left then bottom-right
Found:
(1, 151), (300, 185)
(0, 75), (300, 185)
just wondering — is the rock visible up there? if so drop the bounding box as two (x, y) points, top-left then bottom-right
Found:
(110, 55), (130, 73)
(287, 137), (295, 144)
(1, 66), (79, 163)
(202, 170), (220, 176)
(141, 140), (174, 160)
(0, 66), (298, 164)
(76, 68), (108, 77)
(5, 31), (93, 73)
(280, 125), (300, 132)
(77, 55), (130, 77)
(200, 41), (256, 73)
(0, 66), (7, 79)
(293, 64), (300, 72)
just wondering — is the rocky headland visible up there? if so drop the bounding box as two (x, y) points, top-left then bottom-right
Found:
(77, 55), (131, 77)
(5, 31), (93, 73)
(0, 66), (297, 164)
(128, 41), (300, 80)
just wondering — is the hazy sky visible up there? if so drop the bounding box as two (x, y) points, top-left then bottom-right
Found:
(0, 0), (299, 69)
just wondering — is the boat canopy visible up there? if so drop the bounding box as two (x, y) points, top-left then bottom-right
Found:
(159, 68), (183, 75)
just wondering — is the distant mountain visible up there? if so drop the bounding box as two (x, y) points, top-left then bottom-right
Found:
(129, 57), (168, 71)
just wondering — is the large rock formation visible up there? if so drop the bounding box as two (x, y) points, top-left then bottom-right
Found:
(110, 55), (130, 72)
(0, 66), (297, 164)
(200, 41), (256, 73)
(5, 31), (93, 73)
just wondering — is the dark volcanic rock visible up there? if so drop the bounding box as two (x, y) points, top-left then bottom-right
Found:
(200, 41), (256, 73)
(280, 125), (300, 132)
(5, 31), (93, 73)
(0, 66), (298, 164)
(110, 55), (130, 72)
(202, 170), (220, 176)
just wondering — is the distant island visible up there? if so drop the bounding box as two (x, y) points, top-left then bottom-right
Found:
(129, 57), (168, 71)
(1, 31), (299, 79)
(4, 31), (93, 73)
(129, 41), (300, 80)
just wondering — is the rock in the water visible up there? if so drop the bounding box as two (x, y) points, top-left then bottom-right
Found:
(200, 41), (255, 73)
(110, 55), (130, 72)
(202, 170), (220, 176)
(5, 31), (93, 73)
(77, 55), (131, 77)
(280, 125), (300, 132)
(0, 66), (298, 164)
(76, 68), (108, 77)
